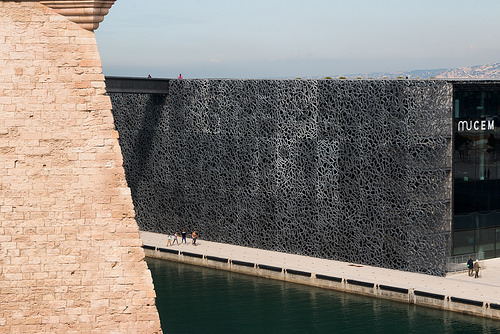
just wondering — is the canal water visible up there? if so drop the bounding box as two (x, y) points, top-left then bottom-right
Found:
(146, 257), (500, 333)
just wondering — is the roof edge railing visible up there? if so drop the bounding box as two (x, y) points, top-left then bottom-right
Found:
(105, 76), (170, 94)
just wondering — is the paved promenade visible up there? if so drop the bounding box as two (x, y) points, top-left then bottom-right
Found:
(141, 231), (500, 305)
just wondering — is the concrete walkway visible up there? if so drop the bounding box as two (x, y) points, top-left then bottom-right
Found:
(140, 231), (500, 305)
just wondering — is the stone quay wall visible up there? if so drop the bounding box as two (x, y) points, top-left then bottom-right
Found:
(0, 2), (162, 333)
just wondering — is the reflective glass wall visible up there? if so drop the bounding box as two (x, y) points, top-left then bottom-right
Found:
(453, 82), (500, 259)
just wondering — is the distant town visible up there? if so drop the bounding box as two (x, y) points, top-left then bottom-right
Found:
(326, 62), (500, 80)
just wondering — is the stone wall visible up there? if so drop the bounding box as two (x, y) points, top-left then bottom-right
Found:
(110, 79), (453, 276)
(0, 2), (162, 332)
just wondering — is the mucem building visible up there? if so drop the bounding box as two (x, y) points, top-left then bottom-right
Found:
(106, 78), (500, 276)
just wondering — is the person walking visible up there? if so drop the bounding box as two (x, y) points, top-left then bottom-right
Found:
(467, 257), (474, 277)
(473, 260), (481, 278)
(192, 230), (198, 246)
(181, 229), (187, 245)
(166, 234), (172, 247)
(172, 232), (179, 245)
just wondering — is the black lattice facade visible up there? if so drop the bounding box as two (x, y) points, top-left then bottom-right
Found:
(110, 79), (453, 276)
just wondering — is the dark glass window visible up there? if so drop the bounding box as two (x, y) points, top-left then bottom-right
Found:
(453, 83), (500, 258)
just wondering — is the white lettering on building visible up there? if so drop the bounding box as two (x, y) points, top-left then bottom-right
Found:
(457, 120), (495, 132)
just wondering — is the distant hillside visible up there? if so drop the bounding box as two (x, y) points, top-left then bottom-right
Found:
(336, 62), (500, 80)
(435, 62), (500, 79)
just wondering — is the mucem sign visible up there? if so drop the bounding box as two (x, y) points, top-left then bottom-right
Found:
(457, 120), (495, 132)
(109, 79), (453, 276)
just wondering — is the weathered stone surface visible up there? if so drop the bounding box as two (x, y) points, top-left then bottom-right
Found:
(42, 0), (116, 31)
(0, 1), (162, 332)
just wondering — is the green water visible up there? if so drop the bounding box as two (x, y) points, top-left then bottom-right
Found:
(146, 257), (500, 334)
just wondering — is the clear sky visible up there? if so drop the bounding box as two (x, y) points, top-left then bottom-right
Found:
(95, 0), (500, 79)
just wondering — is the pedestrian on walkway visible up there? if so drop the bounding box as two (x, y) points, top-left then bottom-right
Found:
(192, 230), (198, 246)
(166, 234), (172, 247)
(172, 232), (179, 245)
(467, 257), (474, 276)
(473, 261), (480, 278)
(181, 229), (187, 245)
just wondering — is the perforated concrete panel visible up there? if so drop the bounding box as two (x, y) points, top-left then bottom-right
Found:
(110, 79), (453, 276)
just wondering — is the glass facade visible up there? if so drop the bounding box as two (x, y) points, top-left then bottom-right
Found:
(453, 82), (500, 259)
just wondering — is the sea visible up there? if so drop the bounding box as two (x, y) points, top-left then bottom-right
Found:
(146, 257), (500, 334)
